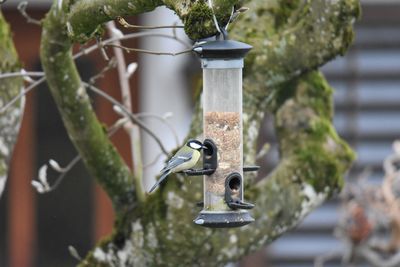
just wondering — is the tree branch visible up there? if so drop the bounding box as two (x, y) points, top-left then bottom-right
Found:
(67, 0), (240, 42)
(0, 10), (24, 198)
(106, 21), (146, 202)
(40, 3), (135, 211)
(232, 0), (360, 88)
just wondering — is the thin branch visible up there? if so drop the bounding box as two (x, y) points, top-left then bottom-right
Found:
(45, 155), (81, 192)
(73, 32), (191, 59)
(82, 82), (169, 155)
(17, 2), (41, 25)
(0, 71), (44, 79)
(0, 32), (189, 114)
(136, 112), (179, 147)
(96, 36), (110, 61)
(117, 16), (184, 30)
(144, 153), (164, 169)
(0, 76), (45, 114)
(105, 43), (193, 56)
(106, 21), (145, 202)
(89, 57), (117, 84)
(33, 118), (127, 193)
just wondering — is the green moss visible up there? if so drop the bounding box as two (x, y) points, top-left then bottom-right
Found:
(270, 77), (298, 112)
(295, 145), (342, 194)
(272, 70), (356, 195)
(307, 119), (331, 141)
(67, 0), (163, 43)
(273, 0), (300, 28)
(339, 26), (355, 56)
(183, 2), (216, 40)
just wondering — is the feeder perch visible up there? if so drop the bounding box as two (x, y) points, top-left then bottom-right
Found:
(190, 37), (256, 228)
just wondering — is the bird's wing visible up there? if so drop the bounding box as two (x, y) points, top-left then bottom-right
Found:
(149, 169), (171, 193)
(161, 151), (192, 172)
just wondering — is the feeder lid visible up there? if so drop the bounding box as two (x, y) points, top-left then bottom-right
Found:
(193, 40), (252, 59)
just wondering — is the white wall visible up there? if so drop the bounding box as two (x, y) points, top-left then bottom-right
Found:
(139, 7), (194, 189)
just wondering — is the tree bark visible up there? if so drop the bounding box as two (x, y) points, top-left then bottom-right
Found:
(0, 10), (24, 198)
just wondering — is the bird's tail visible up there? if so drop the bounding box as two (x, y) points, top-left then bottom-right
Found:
(149, 170), (171, 193)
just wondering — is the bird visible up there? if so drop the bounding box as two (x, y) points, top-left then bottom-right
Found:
(149, 139), (207, 193)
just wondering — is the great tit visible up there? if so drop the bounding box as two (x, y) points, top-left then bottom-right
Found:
(149, 139), (207, 193)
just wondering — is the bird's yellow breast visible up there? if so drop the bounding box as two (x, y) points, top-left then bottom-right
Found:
(172, 150), (201, 173)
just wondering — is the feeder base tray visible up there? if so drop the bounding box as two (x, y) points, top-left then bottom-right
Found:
(193, 210), (254, 228)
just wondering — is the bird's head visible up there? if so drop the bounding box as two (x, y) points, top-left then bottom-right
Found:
(186, 139), (207, 151)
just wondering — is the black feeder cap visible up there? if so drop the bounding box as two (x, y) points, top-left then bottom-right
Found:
(193, 40), (252, 59)
(194, 211), (254, 228)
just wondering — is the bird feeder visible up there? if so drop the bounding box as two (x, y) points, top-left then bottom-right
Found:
(189, 37), (257, 228)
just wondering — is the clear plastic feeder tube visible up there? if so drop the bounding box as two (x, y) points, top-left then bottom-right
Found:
(203, 60), (243, 211)
(194, 39), (253, 228)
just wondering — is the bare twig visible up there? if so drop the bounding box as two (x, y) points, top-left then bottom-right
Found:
(0, 76), (46, 114)
(96, 36), (110, 61)
(89, 57), (117, 84)
(32, 118), (127, 193)
(45, 155), (81, 192)
(117, 16), (184, 30)
(136, 112), (179, 147)
(83, 82), (169, 155)
(144, 153), (164, 169)
(105, 43), (193, 56)
(17, 2), (41, 25)
(0, 71), (44, 79)
(106, 21), (146, 202)
(73, 32), (191, 59)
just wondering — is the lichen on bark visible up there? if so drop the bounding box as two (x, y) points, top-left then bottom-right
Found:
(0, 10), (24, 198)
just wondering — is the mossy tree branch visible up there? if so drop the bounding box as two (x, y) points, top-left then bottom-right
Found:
(67, 0), (239, 42)
(40, 3), (135, 212)
(0, 10), (24, 198)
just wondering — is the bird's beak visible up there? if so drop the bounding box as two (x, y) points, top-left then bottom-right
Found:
(202, 145), (208, 150)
